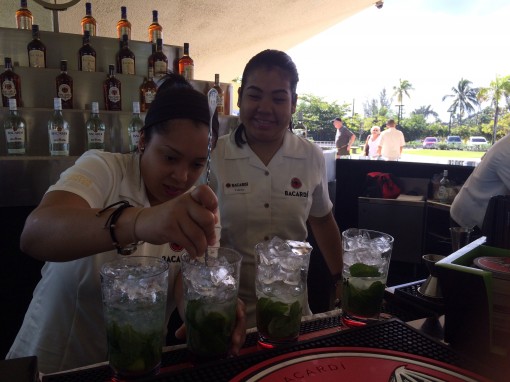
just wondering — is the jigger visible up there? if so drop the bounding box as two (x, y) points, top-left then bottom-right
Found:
(418, 254), (445, 298)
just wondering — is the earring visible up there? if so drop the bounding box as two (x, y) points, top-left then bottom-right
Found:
(139, 146), (145, 153)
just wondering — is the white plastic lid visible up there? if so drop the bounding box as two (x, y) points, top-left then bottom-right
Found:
(132, 101), (140, 114)
(91, 102), (99, 113)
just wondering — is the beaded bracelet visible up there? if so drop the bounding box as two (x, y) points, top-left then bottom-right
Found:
(96, 201), (144, 255)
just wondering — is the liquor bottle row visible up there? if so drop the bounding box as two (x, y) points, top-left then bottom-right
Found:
(17, 1), (163, 43)
(1, 57), (226, 114)
(21, 23), (193, 80)
(3, 97), (144, 156)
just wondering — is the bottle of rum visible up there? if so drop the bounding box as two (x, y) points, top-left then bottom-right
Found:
(438, 170), (451, 204)
(212, 74), (224, 115)
(4, 99), (27, 155)
(139, 67), (158, 112)
(178, 43), (194, 81)
(103, 65), (122, 111)
(1, 57), (23, 108)
(128, 102), (143, 151)
(16, 0), (33, 30)
(81, 2), (97, 36)
(148, 10), (162, 43)
(56, 60), (73, 109)
(116, 6), (131, 40)
(78, 30), (96, 72)
(86, 102), (106, 151)
(27, 24), (46, 68)
(149, 38), (168, 79)
(48, 97), (70, 156)
(117, 34), (135, 75)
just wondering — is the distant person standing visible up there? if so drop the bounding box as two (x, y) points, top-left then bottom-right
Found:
(364, 125), (381, 158)
(333, 117), (355, 157)
(377, 119), (405, 160)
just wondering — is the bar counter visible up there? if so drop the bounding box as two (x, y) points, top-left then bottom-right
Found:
(35, 290), (505, 382)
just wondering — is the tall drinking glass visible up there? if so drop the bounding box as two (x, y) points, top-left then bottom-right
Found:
(181, 247), (242, 361)
(255, 238), (312, 348)
(100, 256), (169, 380)
(341, 228), (394, 327)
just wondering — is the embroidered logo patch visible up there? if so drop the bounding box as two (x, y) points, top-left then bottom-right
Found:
(170, 243), (183, 252)
(291, 177), (302, 189)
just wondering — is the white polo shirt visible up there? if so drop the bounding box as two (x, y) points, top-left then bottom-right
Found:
(7, 150), (186, 374)
(451, 133), (510, 228)
(209, 130), (333, 327)
(379, 127), (405, 160)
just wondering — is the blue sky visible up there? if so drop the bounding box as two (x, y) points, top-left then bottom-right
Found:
(288, 0), (510, 121)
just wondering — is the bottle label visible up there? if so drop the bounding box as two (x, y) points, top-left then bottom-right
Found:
(438, 186), (448, 202)
(216, 94), (224, 113)
(58, 84), (72, 101)
(144, 90), (156, 105)
(5, 128), (25, 143)
(150, 30), (162, 44)
(28, 50), (45, 68)
(119, 26), (130, 39)
(121, 58), (135, 75)
(182, 65), (194, 81)
(83, 24), (96, 36)
(108, 86), (121, 103)
(154, 61), (168, 76)
(49, 130), (69, 144)
(130, 131), (140, 147)
(1, 80), (17, 98)
(18, 17), (32, 30)
(81, 55), (96, 72)
(87, 130), (105, 143)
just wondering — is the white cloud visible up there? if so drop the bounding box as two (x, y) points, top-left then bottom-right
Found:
(288, 0), (510, 121)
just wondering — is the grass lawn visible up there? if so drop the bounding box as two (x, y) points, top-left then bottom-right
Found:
(403, 149), (485, 159)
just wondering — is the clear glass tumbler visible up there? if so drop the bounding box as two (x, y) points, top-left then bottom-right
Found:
(100, 256), (169, 380)
(341, 228), (394, 327)
(181, 247), (242, 362)
(255, 238), (312, 348)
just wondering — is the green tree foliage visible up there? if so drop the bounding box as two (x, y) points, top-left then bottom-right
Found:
(392, 79), (414, 126)
(442, 78), (479, 125)
(412, 105), (438, 121)
(477, 75), (510, 143)
(296, 94), (350, 141)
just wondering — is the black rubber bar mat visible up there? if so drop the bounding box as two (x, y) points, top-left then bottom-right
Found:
(393, 281), (445, 314)
(41, 319), (480, 382)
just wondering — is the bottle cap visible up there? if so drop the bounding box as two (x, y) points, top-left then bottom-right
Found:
(91, 102), (99, 113)
(133, 101), (140, 114)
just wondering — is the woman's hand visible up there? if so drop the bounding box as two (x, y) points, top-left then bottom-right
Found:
(136, 185), (218, 258)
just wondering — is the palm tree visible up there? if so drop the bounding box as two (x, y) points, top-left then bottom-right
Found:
(412, 105), (438, 120)
(442, 78), (479, 126)
(478, 75), (510, 143)
(392, 79), (414, 127)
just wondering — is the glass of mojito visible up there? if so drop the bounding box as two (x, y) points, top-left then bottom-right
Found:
(255, 237), (312, 348)
(100, 256), (169, 380)
(181, 247), (242, 361)
(341, 228), (394, 327)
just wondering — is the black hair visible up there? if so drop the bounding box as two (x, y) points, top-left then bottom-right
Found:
(234, 50), (299, 147)
(141, 72), (218, 148)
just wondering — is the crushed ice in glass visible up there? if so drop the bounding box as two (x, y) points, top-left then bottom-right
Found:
(183, 254), (238, 299)
(256, 237), (312, 286)
(102, 260), (168, 304)
(343, 229), (393, 269)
